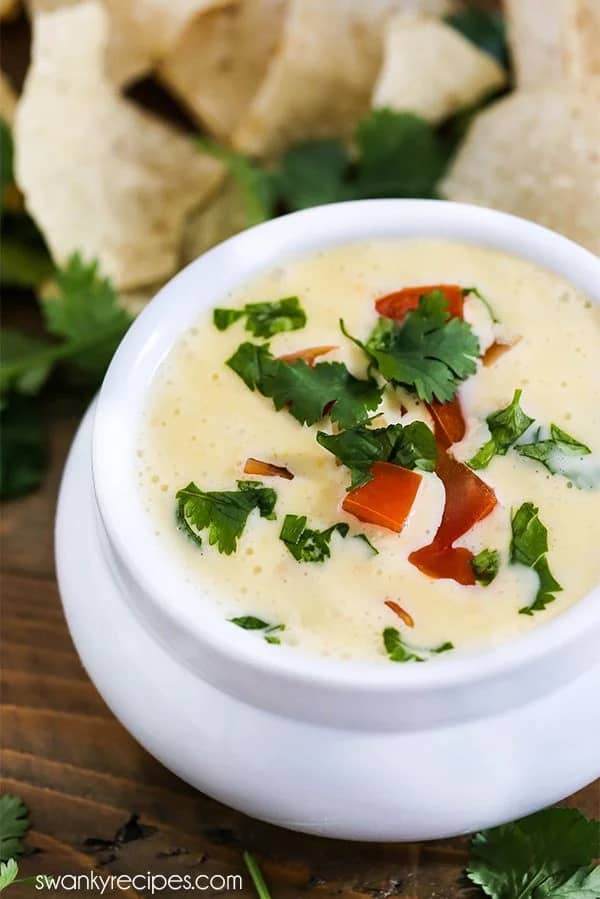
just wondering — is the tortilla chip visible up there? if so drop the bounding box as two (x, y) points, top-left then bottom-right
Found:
(564, 0), (600, 80)
(180, 178), (249, 264)
(505, 0), (571, 88)
(441, 84), (600, 255)
(15, 1), (224, 290)
(233, 0), (457, 157)
(0, 71), (17, 124)
(372, 15), (506, 124)
(160, 0), (288, 138)
(26, 0), (233, 85)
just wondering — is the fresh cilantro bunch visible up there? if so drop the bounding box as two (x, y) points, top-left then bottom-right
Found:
(510, 502), (562, 615)
(176, 480), (277, 555)
(279, 514), (349, 563)
(227, 342), (382, 429)
(317, 419), (436, 490)
(467, 807), (600, 899)
(471, 548), (500, 586)
(344, 291), (479, 403)
(0, 795), (30, 862)
(383, 627), (454, 663)
(469, 389), (534, 469)
(1, 254), (132, 499)
(213, 297), (306, 338)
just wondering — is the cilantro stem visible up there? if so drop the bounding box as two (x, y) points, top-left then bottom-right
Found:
(243, 851), (272, 899)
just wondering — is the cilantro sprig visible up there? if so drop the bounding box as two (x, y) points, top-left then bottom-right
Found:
(510, 502), (562, 615)
(467, 807), (600, 899)
(383, 628), (454, 663)
(214, 297), (306, 339)
(343, 291), (479, 403)
(227, 342), (382, 428)
(176, 480), (277, 555)
(471, 548), (500, 586)
(517, 425), (591, 475)
(469, 390), (534, 469)
(0, 795), (30, 862)
(317, 419), (436, 490)
(279, 514), (349, 563)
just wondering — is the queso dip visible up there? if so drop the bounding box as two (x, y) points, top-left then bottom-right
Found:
(138, 239), (600, 663)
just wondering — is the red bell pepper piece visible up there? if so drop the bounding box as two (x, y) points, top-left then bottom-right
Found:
(408, 443), (497, 583)
(426, 396), (466, 447)
(342, 461), (422, 533)
(278, 345), (337, 366)
(375, 284), (464, 321)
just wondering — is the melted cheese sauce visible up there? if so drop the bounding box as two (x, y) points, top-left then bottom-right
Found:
(138, 240), (600, 662)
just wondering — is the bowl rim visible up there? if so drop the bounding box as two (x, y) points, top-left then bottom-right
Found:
(91, 199), (600, 697)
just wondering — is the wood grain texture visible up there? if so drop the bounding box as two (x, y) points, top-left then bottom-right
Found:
(1, 6), (598, 897)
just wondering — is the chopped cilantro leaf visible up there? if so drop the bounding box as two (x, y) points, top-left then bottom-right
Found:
(471, 548), (500, 586)
(0, 859), (20, 892)
(176, 480), (277, 555)
(345, 291), (479, 403)
(466, 807), (600, 899)
(464, 286), (500, 322)
(317, 419), (436, 490)
(214, 297), (306, 339)
(230, 617), (284, 644)
(227, 342), (382, 428)
(229, 616), (271, 630)
(517, 424), (591, 475)
(469, 390), (534, 469)
(383, 628), (454, 663)
(510, 502), (562, 615)
(0, 795), (30, 862)
(354, 533), (379, 555)
(280, 514), (349, 563)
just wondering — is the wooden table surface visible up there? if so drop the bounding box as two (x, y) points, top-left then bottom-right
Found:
(1, 11), (598, 899)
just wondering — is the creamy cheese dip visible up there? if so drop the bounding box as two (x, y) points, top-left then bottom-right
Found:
(138, 239), (600, 662)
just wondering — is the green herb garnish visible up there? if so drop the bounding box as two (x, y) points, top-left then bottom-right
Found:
(446, 6), (509, 67)
(176, 480), (277, 555)
(227, 342), (382, 428)
(471, 548), (500, 586)
(0, 795), (30, 862)
(469, 389), (534, 469)
(317, 419), (436, 490)
(516, 424), (591, 475)
(214, 297), (306, 339)
(279, 514), (349, 563)
(354, 533), (379, 555)
(466, 807), (600, 899)
(243, 851), (273, 899)
(195, 138), (276, 226)
(0, 254), (132, 397)
(343, 291), (479, 403)
(510, 502), (562, 615)
(230, 617), (284, 645)
(464, 285), (500, 322)
(383, 627), (454, 663)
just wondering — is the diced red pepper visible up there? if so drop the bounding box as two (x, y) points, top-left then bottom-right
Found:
(243, 458), (294, 480)
(375, 284), (464, 321)
(408, 443), (497, 583)
(342, 461), (422, 533)
(384, 599), (415, 627)
(426, 396), (466, 447)
(408, 545), (476, 586)
(278, 345), (337, 366)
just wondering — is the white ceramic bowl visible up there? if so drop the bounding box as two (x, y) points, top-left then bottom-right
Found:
(57, 200), (600, 840)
